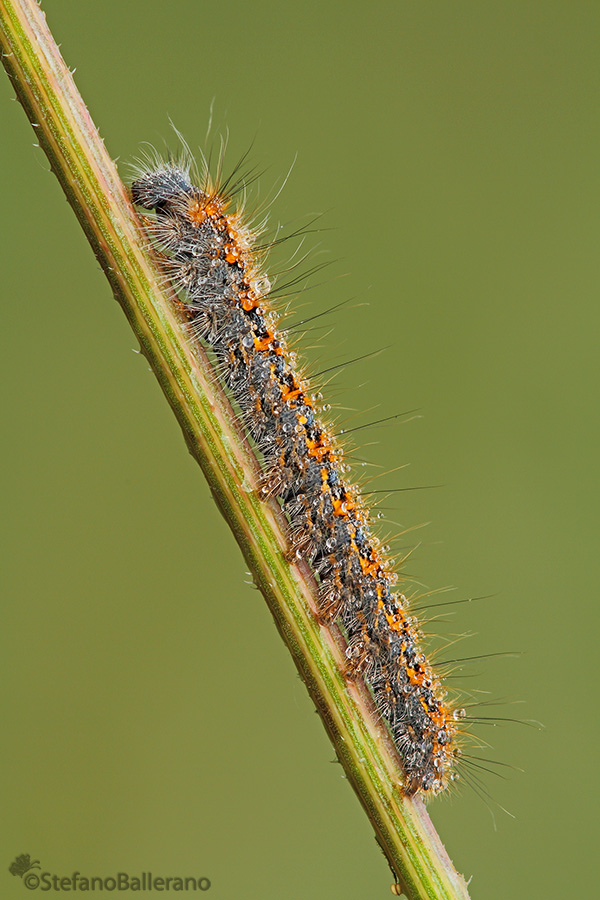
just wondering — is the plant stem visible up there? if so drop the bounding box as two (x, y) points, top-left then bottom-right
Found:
(0, 2), (471, 897)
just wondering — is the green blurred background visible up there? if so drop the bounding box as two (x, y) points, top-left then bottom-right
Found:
(1, 1), (598, 897)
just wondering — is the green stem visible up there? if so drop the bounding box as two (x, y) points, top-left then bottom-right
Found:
(0, 3), (471, 898)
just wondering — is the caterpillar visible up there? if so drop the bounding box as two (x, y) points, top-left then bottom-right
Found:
(131, 150), (463, 796)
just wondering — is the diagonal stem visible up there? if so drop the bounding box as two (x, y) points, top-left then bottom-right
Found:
(0, 2), (471, 898)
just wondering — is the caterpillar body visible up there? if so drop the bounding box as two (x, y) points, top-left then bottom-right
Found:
(131, 156), (462, 796)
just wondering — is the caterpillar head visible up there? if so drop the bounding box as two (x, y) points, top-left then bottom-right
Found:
(131, 163), (193, 211)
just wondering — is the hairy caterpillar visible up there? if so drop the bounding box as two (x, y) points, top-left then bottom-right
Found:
(131, 150), (464, 796)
